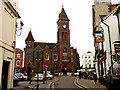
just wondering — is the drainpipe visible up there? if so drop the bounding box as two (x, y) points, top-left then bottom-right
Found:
(101, 19), (113, 74)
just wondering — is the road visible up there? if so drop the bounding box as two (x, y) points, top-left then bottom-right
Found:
(54, 76), (79, 89)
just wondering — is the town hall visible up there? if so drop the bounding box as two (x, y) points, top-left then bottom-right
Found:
(24, 7), (80, 75)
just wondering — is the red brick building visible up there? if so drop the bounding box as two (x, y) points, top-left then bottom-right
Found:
(15, 48), (24, 73)
(24, 7), (80, 75)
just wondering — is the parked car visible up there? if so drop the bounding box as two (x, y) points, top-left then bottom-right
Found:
(15, 73), (27, 80)
(74, 70), (81, 76)
(34, 74), (43, 80)
(43, 71), (54, 79)
(46, 73), (53, 80)
(13, 75), (19, 86)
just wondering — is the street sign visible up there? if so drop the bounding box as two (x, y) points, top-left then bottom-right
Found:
(114, 44), (120, 53)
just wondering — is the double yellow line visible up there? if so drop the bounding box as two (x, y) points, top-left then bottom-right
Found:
(74, 79), (86, 90)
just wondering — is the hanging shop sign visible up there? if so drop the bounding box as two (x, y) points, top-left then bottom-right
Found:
(114, 44), (120, 53)
(99, 51), (106, 63)
(95, 33), (103, 43)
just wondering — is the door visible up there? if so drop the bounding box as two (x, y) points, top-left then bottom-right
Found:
(63, 65), (67, 75)
(1, 61), (9, 90)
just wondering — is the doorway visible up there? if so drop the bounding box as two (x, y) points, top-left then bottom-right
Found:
(63, 65), (67, 75)
(1, 60), (9, 90)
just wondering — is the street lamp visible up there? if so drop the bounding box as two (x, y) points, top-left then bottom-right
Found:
(95, 26), (104, 83)
(16, 21), (24, 36)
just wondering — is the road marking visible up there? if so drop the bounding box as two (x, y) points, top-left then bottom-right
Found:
(74, 79), (86, 90)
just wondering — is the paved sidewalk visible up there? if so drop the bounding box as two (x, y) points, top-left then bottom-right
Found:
(13, 80), (51, 90)
(77, 78), (107, 89)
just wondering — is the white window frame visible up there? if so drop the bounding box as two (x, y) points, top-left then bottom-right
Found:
(16, 60), (20, 66)
(17, 53), (20, 58)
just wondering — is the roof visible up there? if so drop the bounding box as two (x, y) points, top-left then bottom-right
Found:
(57, 7), (70, 23)
(25, 31), (35, 41)
(34, 42), (57, 49)
(15, 48), (23, 52)
(103, 4), (120, 21)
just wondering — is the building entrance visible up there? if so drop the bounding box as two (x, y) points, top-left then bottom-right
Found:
(63, 65), (67, 75)
(1, 60), (9, 90)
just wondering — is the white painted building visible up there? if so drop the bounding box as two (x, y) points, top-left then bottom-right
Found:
(82, 51), (95, 72)
(98, 4), (120, 76)
(0, 0), (20, 89)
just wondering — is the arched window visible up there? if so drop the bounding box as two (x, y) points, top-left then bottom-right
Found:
(17, 60), (20, 66)
(54, 52), (58, 61)
(63, 48), (67, 60)
(63, 48), (67, 53)
(35, 50), (42, 60)
(45, 52), (49, 61)
(65, 32), (67, 42)
(62, 32), (64, 42)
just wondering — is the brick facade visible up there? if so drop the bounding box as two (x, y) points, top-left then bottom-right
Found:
(15, 48), (24, 73)
(24, 7), (80, 75)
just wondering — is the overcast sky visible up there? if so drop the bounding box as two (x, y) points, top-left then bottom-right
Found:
(16, 0), (120, 66)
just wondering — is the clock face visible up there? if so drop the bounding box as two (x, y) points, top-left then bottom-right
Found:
(62, 24), (67, 29)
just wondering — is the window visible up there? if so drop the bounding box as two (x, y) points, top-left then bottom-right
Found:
(85, 56), (87, 59)
(63, 56), (67, 60)
(63, 48), (67, 60)
(89, 65), (91, 68)
(63, 48), (67, 53)
(17, 53), (20, 58)
(85, 64), (87, 68)
(35, 50), (42, 60)
(45, 52), (49, 61)
(54, 64), (58, 72)
(65, 32), (67, 42)
(62, 32), (64, 42)
(54, 52), (58, 61)
(89, 60), (91, 62)
(17, 60), (20, 66)
(89, 56), (91, 58)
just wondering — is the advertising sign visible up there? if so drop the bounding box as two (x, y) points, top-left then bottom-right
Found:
(114, 44), (120, 53)
(95, 33), (103, 43)
(99, 51), (106, 63)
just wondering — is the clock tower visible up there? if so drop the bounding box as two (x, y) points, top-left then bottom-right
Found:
(57, 6), (71, 75)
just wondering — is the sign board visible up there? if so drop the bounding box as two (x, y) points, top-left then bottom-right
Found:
(95, 33), (103, 43)
(99, 51), (106, 63)
(114, 44), (120, 53)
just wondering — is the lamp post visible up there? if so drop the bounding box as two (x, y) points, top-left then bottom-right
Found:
(16, 21), (24, 36)
(95, 26), (104, 83)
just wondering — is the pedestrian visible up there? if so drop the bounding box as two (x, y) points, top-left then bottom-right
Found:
(27, 63), (32, 85)
(105, 70), (113, 89)
(79, 71), (81, 79)
(43, 73), (45, 84)
(93, 72), (97, 84)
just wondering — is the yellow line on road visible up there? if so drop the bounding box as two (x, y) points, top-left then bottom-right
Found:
(74, 79), (86, 90)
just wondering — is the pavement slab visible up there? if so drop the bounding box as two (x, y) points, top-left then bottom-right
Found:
(77, 78), (107, 89)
